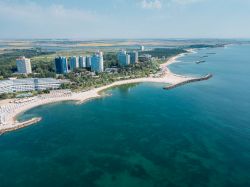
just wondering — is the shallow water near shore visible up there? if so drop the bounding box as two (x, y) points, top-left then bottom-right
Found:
(0, 45), (250, 187)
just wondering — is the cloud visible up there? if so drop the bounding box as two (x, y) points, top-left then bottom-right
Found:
(171, 0), (205, 5)
(139, 0), (204, 10)
(141, 0), (162, 9)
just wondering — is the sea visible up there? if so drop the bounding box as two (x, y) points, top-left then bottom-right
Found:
(0, 44), (249, 187)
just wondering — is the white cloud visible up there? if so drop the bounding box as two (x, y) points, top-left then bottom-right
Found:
(141, 0), (162, 9)
(171, 0), (205, 5)
(139, 0), (204, 10)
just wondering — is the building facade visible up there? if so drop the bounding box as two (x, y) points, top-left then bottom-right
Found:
(128, 51), (138, 64)
(86, 56), (92, 68)
(16, 56), (32, 74)
(55, 56), (68, 74)
(91, 51), (104, 73)
(69, 56), (79, 70)
(139, 54), (152, 62)
(0, 78), (66, 94)
(79, 56), (86, 68)
(117, 51), (130, 66)
(140, 45), (145, 51)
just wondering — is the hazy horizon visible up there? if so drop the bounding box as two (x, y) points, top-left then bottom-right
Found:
(1, 38), (249, 41)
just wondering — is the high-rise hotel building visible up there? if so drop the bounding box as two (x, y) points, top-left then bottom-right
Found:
(86, 56), (92, 68)
(91, 51), (104, 73)
(128, 51), (138, 64)
(79, 56), (86, 68)
(117, 51), (130, 66)
(69, 56), (79, 71)
(55, 56), (68, 74)
(140, 45), (145, 51)
(16, 56), (32, 74)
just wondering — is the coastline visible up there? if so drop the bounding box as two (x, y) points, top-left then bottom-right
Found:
(0, 49), (207, 134)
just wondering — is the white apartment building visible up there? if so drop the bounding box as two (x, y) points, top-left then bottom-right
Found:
(16, 56), (32, 74)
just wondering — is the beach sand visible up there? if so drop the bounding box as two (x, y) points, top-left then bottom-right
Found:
(0, 51), (197, 134)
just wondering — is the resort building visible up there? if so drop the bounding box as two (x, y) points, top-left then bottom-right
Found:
(140, 45), (145, 51)
(91, 51), (104, 73)
(105, 67), (118, 74)
(79, 56), (86, 68)
(139, 54), (152, 62)
(55, 56), (68, 74)
(69, 56), (79, 70)
(128, 51), (139, 64)
(16, 56), (32, 74)
(0, 78), (66, 94)
(117, 51), (130, 66)
(86, 56), (92, 68)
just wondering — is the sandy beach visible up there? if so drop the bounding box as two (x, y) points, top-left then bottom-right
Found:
(0, 51), (198, 134)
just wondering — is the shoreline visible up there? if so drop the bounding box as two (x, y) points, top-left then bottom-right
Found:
(0, 49), (208, 134)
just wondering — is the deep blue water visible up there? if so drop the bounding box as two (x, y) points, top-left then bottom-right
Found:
(0, 45), (250, 187)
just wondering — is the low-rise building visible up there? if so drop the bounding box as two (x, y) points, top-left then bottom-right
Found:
(139, 54), (152, 62)
(105, 67), (119, 74)
(0, 78), (67, 94)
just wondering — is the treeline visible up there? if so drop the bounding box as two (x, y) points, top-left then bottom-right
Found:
(187, 44), (225, 48)
(139, 48), (186, 58)
(103, 52), (118, 68)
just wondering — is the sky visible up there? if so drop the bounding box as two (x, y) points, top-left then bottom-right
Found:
(0, 0), (250, 39)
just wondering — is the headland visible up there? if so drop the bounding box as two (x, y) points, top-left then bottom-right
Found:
(0, 50), (211, 134)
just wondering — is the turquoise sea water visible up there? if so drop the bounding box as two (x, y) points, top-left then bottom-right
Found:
(0, 45), (250, 187)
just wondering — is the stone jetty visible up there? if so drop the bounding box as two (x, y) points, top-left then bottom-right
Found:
(164, 74), (213, 90)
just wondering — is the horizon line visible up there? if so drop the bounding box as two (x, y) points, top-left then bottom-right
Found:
(1, 37), (250, 41)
